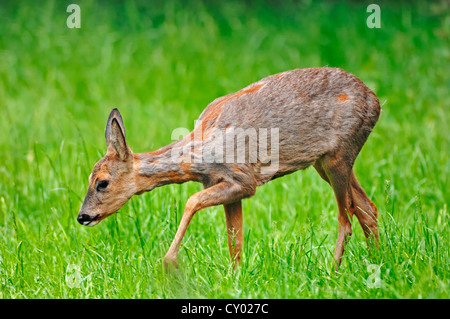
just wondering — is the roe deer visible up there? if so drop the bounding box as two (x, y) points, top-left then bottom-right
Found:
(78, 67), (380, 270)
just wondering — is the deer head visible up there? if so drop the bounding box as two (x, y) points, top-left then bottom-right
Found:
(77, 108), (137, 226)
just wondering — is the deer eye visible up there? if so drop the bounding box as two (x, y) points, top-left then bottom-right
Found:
(96, 180), (109, 192)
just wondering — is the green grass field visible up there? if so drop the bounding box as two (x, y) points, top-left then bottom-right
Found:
(0, 0), (448, 299)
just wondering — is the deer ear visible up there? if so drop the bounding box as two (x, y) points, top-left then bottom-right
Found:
(105, 108), (126, 146)
(105, 109), (132, 161)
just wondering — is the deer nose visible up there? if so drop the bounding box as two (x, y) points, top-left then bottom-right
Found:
(77, 213), (96, 225)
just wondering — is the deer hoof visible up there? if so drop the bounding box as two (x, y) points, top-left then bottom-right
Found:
(164, 257), (179, 273)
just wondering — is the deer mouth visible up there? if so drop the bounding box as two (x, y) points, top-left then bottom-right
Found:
(85, 214), (101, 226)
(78, 213), (101, 227)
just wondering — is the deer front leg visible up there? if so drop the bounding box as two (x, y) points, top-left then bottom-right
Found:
(224, 200), (243, 266)
(164, 180), (251, 271)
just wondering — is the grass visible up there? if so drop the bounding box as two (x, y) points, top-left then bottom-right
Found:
(0, 0), (448, 298)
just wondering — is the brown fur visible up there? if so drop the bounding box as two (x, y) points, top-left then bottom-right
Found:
(79, 67), (381, 271)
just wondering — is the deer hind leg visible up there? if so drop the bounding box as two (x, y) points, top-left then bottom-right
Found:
(315, 156), (354, 270)
(164, 180), (252, 271)
(315, 161), (380, 264)
(350, 171), (379, 249)
(224, 200), (243, 266)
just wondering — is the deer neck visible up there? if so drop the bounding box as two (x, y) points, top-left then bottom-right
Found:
(133, 142), (203, 194)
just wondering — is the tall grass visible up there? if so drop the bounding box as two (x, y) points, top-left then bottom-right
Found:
(0, 0), (448, 298)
